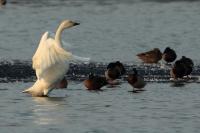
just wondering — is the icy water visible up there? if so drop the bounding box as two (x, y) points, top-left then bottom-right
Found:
(1, 0), (200, 133)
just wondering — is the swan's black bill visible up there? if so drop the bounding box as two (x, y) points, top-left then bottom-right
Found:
(73, 22), (80, 26)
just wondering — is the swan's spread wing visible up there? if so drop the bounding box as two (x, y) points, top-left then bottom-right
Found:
(32, 32), (72, 79)
(32, 32), (49, 70)
(71, 54), (90, 62)
(49, 31), (72, 48)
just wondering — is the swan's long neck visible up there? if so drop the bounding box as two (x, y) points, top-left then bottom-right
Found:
(55, 24), (65, 47)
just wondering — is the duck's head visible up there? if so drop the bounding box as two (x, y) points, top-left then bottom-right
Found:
(107, 62), (116, 69)
(0, 0), (6, 6)
(162, 47), (177, 62)
(131, 68), (138, 76)
(127, 68), (138, 84)
(154, 48), (162, 56)
(153, 48), (161, 52)
(164, 47), (171, 52)
(115, 61), (126, 75)
(181, 56), (194, 67)
(60, 20), (80, 29)
(181, 56), (186, 59)
(163, 47), (172, 54)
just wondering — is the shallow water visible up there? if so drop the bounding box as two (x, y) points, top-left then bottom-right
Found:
(1, 82), (200, 133)
(1, 0), (200, 133)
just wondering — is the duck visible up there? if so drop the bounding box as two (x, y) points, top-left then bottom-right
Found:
(179, 56), (194, 77)
(0, 0), (6, 6)
(107, 61), (126, 75)
(23, 20), (80, 97)
(170, 60), (186, 80)
(105, 67), (120, 81)
(127, 68), (146, 92)
(105, 61), (126, 84)
(56, 77), (68, 89)
(170, 56), (194, 80)
(83, 74), (108, 90)
(162, 47), (177, 63)
(137, 48), (162, 64)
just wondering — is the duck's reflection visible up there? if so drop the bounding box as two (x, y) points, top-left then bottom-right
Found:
(31, 96), (67, 125)
(170, 82), (185, 87)
(170, 76), (199, 87)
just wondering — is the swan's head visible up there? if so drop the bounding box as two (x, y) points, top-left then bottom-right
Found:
(60, 20), (80, 29)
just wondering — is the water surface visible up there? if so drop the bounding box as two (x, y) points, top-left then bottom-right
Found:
(1, 82), (200, 133)
(0, 0), (200, 133)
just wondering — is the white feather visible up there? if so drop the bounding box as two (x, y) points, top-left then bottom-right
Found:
(49, 31), (72, 48)
(71, 55), (90, 62)
(32, 32), (72, 79)
(23, 20), (82, 97)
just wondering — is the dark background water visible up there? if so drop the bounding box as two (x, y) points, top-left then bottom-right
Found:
(0, 0), (200, 133)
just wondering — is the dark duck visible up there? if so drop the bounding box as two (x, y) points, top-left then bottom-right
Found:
(56, 77), (68, 89)
(162, 47), (177, 63)
(105, 61), (126, 85)
(83, 74), (108, 91)
(170, 56), (194, 80)
(0, 0), (6, 6)
(127, 68), (146, 93)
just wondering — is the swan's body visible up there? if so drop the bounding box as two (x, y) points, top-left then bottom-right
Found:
(23, 20), (80, 96)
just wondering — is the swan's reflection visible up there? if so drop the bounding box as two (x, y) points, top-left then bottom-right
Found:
(32, 96), (67, 125)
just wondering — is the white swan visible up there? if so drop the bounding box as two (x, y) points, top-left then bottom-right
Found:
(23, 20), (84, 97)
